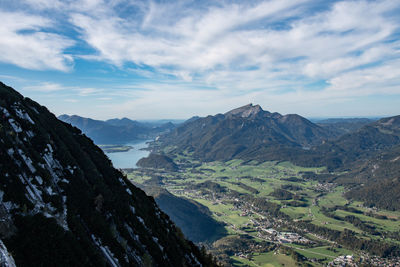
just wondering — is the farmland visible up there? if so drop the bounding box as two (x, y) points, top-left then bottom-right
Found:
(125, 153), (400, 266)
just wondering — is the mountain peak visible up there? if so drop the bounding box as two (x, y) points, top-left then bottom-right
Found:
(225, 103), (265, 118)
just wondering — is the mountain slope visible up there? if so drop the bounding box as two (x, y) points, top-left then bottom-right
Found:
(157, 104), (333, 162)
(316, 118), (375, 136)
(0, 82), (213, 266)
(336, 144), (400, 211)
(307, 116), (400, 170)
(59, 115), (175, 144)
(138, 186), (226, 243)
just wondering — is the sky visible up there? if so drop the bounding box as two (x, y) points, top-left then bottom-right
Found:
(0, 0), (400, 120)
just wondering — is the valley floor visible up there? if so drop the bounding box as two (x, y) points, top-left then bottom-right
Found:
(124, 153), (400, 266)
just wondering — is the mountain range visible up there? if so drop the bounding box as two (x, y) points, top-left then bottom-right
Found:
(58, 114), (175, 144)
(152, 104), (400, 211)
(2, 79), (400, 265)
(0, 82), (214, 266)
(316, 118), (376, 136)
(156, 104), (337, 162)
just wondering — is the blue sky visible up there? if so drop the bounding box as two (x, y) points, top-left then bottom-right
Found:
(0, 0), (400, 120)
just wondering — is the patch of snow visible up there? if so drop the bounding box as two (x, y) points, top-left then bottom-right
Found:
(46, 187), (55, 195)
(155, 210), (161, 219)
(18, 149), (36, 173)
(124, 224), (136, 240)
(137, 216), (145, 225)
(35, 176), (43, 185)
(60, 195), (69, 230)
(67, 165), (74, 174)
(0, 239), (16, 267)
(44, 203), (57, 213)
(14, 108), (35, 124)
(3, 202), (15, 211)
(47, 144), (53, 153)
(119, 177), (127, 186)
(91, 235), (120, 267)
(17, 173), (43, 206)
(42, 150), (63, 183)
(17, 174), (26, 185)
(43, 212), (53, 218)
(191, 252), (202, 266)
(30, 106), (39, 114)
(136, 216), (149, 230)
(26, 131), (34, 138)
(8, 119), (22, 133)
(130, 205), (136, 214)
(26, 183), (43, 202)
(0, 192), (18, 212)
(152, 237), (164, 252)
(1, 107), (10, 117)
(7, 148), (14, 156)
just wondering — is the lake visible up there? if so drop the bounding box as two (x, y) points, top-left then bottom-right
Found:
(105, 140), (151, 169)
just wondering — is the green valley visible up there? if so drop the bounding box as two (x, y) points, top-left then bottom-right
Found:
(124, 151), (400, 266)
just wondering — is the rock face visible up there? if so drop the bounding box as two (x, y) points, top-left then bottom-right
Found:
(224, 103), (263, 118)
(0, 82), (213, 266)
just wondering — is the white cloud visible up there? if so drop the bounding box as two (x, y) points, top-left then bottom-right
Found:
(0, 10), (74, 71)
(2, 0), (400, 119)
(23, 82), (67, 92)
(23, 82), (103, 96)
(68, 0), (399, 86)
(22, 0), (65, 10)
(64, 98), (79, 103)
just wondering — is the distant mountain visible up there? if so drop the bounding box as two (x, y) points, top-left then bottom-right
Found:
(316, 118), (376, 136)
(156, 104), (334, 162)
(307, 116), (400, 170)
(106, 117), (142, 128)
(289, 116), (400, 210)
(139, 119), (187, 127)
(154, 105), (400, 211)
(0, 82), (214, 266)
(59, 114), (175, 144)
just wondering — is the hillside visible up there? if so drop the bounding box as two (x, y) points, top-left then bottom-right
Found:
(137, 154), (179, 171)
(153, 104), (400, 211)
(138, 186), (226, 243)
(316, 118), (375, 136)
(336, 144), (400, 211)
(307, 116), (400, 170)
(0, 82), (214, 266)
(59, 114), (175, 144)
(157, 104), (334, 162)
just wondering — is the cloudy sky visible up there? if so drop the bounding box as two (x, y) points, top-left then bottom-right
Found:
(0, 0), (399, 120)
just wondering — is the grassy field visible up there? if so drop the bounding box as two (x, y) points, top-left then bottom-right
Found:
(232, 251), (297, 267)
(126, 156), (400, 266)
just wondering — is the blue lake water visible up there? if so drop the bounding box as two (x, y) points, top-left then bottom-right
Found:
(105, 140), (151, 169)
